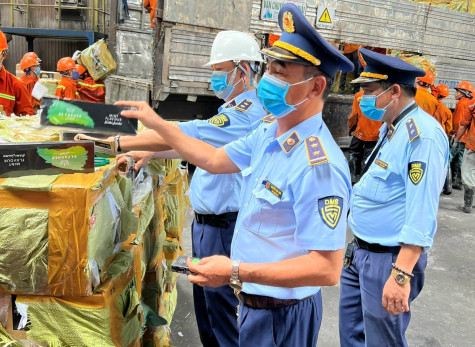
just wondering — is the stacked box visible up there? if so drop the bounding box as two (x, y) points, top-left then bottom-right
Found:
(0, 165), (140, 297)
(6, 245), (143, 346)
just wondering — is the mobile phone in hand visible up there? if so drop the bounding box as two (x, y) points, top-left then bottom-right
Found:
(171, 255), (200, 275)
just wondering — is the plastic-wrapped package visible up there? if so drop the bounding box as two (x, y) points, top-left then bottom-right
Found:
(15, 245), (143, 347)
(0, 115), (60, 143)
(389, 50), (437, 77)
(79, 39), (117, 81)
(0, 164), (140, 296)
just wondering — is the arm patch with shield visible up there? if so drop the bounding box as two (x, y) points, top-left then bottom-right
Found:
(408, 161), (426, 185)
(318, 196), (343, 230)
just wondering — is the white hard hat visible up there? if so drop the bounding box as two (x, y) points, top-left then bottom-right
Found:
(204, 30), (264, 67)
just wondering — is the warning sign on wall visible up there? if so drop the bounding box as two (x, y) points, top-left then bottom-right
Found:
(316, 6), (335, 29)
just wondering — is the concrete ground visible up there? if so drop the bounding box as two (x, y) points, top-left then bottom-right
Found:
(169, 188), (475, 347)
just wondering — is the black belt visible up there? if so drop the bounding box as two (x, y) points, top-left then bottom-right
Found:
(194, 211), (238, 228)
(236, 292), (313, 310)
(354, 236), (401, 254)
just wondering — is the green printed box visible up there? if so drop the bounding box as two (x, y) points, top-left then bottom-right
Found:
(0, 141), (95, 177)
(41, 97), (137, 135)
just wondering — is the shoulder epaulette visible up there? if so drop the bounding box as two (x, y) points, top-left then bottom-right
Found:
(305, 136), (328, 166)
(261, 114), (277, 123)
(406, 118), (420, 142)
(234, 99), (252, 113)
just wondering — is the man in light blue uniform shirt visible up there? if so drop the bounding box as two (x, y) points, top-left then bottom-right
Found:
(115, 4), (354, 345)
(339, 48), (449, 347)
(100, 31), (266, 347)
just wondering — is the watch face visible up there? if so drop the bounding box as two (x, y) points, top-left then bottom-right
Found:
(396, 273), (406, 284)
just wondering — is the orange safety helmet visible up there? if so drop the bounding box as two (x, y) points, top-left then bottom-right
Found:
(435, 84), (450, 98)
(76, 64), (87, 76)
(24, 52), (41, 63)
(0, 30), (8, 52)
(57, 57), (76, 72)
(20, 55), (38, 70)
(417, 70), (434, 85)
(455, 81), (472, 92)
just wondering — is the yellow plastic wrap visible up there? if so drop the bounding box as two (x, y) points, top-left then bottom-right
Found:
(449, 0), (468, 11)
(0, 164), (133, 296)
(15, 245), (142, 347)
(79, 39), (117, 81)
(389, 51), (437, 78)
(0, 115), (60, 143)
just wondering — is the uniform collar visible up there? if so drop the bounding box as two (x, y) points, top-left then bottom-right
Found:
(60, 76), (77, 86)
(265, 112), (324, 155)
(381, 100), (417, 141)
(219, 89), (257, 112)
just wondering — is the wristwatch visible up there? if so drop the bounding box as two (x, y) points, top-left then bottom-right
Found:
(229, 260), (242, 292)
(391, 268), (411, 285)
(114, 135), (122, 152)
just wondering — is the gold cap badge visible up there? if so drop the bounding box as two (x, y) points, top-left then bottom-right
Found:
(283, 12), (295, 33)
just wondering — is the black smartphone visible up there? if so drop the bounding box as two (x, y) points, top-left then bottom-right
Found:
(171, 255), (200, 275)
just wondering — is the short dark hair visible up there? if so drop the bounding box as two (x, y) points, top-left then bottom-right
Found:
(303, 65), (333, 101)
(379, 81), (416, 98)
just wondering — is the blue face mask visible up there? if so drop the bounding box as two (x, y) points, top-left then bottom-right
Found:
(359, 87), (395, 121)
(35, 67), (41, 77)
(257, 73), (313, 119)
(72, 71), (80, 81)
(210, 67), (242, 100)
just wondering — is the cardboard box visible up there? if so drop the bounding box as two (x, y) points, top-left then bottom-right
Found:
(0, 141), (95, 178)
(41, 97), (137, 135)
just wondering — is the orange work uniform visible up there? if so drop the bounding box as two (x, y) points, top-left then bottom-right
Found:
(0, 67), (34, 116)
(347, 91), (382, 141)
(144, 0), (157, 28)
(453, 97), (472, 141)
(461, 99), (475, 151)
(20, 72), (41, 112)
(434, 100), (453, 136)
(55, 77), (80, 100)
(415, 88), (438, 117)
(77, 77), (105, 103)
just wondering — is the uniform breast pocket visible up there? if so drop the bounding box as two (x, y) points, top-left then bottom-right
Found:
(241, 187), (285, 237)
(357, 167), (392, 203)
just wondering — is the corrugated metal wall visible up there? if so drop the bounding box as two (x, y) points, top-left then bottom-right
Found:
(1, 0), (111, 74)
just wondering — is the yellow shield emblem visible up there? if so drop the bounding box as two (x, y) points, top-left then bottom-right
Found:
(208, 114), (230, 127)
(408, 161), (426, 185)
(318, 197), (343, 230)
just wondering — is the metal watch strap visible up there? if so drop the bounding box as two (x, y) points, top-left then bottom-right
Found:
(231, 260), (242, 282)
(115, 135), (122, 152)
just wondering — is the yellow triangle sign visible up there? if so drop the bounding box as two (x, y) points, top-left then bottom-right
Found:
(318, 8), (332, 23)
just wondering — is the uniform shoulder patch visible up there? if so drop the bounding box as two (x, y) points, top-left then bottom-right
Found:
(261, 114), (277, 123)
(208, 113), (231, 127)
(318, 196), (343, 230)
(408, 161), (426, 185)
(305, 136), (328, 166)
(406, 118), (420, 142)
(234, 99), (253, 113)
(282, 131), (300, 153)
(225, 100), (237, 108)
